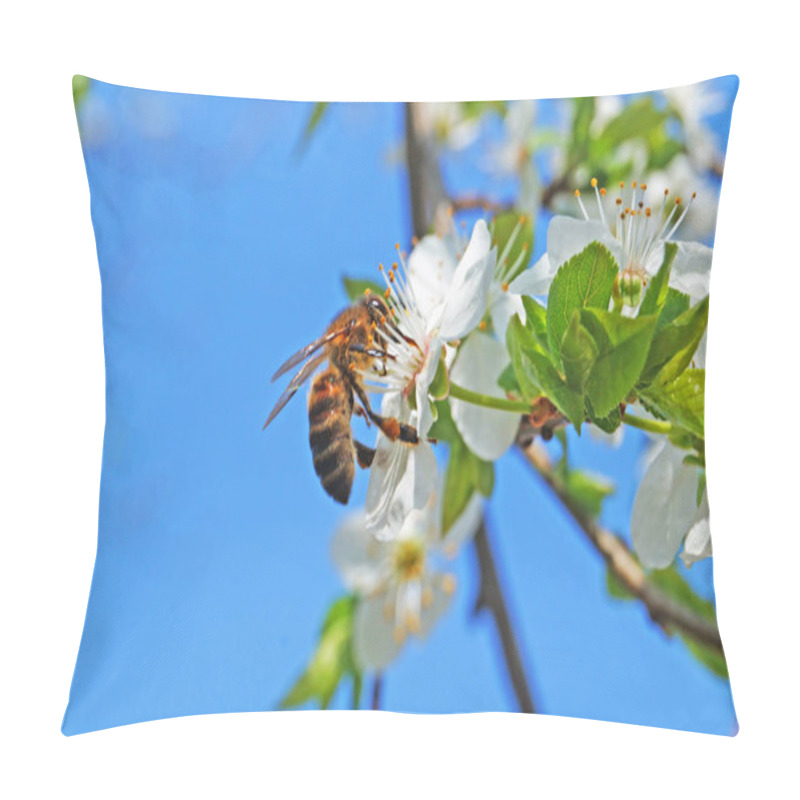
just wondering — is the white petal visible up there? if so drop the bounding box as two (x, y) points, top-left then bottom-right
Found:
(449, 332), (520, 461)
(545, 216), (620, 270)
(488, 286), (525, 340)
(669, 241), (713, 302)
(508, 253), (557, 297)
(365, 393), (411, 533)
(438, 220), (496, 340)
(330, 512), (392, 594)
(353, 592), (403, 671)
(380, 440), (438, 539)
(681, 491), (712, 567)
(415, 345), (443, 438)
(631, 441), (701, 569)
(407, 234), (458, 323)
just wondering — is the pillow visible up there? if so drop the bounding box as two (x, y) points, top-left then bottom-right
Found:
(64, 75), (739, 735)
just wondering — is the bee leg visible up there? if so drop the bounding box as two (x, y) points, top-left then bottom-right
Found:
(347, 343), (395, 361)
(351, 381), (420, 445)
(353, 440), (376, 469)
(353, 404), (371, 426)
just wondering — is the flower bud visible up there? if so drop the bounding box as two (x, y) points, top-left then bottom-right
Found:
(619, 270), (643, 307)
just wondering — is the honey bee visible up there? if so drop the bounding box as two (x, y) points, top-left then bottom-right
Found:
(263, 293), (420, 504)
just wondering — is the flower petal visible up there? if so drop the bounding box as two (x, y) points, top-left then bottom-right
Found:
(408, 234), (459, 323)
(545, 216), (620, 270)
(488, 285), (525, 340)
(508, 253), (557, 297)
(449, 332), (520, 461)
(353, 591), (403, 671)
(681, 491), (712, 567)
(438, 219), (496, 340)
(330, 512), (392, 594)
(631, 440), (702, 568)
(669, 241), (712, 301)
(417, 577), (454, 638)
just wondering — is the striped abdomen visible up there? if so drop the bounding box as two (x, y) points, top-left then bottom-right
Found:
(308, 366), (355, 504)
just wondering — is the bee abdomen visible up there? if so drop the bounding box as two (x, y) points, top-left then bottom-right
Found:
(308, 369), (355, 505)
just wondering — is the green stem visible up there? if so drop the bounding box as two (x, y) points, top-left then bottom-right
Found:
(622, 414), (672, 435)
(448, 381), (531, 414)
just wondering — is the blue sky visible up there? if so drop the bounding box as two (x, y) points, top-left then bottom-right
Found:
(63, 78), (738, 735)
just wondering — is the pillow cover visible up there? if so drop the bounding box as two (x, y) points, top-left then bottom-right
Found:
(64, 76), (738, 735)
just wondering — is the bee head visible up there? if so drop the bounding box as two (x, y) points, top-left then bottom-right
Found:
(361, 292), (391, 325)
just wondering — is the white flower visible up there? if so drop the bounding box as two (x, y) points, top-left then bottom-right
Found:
(486, 100), (537, 177)
(415, 102), (481, 152)
(362, 220), (496, 531)
(663, 82), (727, 172)
(511, 179), (713, 308)
(631, 439), (710, 569)
(409, 216), (525, 462)
(332, 474), (482, 671)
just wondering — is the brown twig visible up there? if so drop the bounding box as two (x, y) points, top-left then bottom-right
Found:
(371, 673), (383, 710)
(473, 519), (537, 713)
(520, 440), (723, 651)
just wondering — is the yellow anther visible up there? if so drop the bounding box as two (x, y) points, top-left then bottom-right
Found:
(632, 180), (637, 188)
(675, 197), (682, 205)
(411, 235), (419, 246)
(406, 613), (421, 634)
(395, 242), (400, 250)
(478, 320), (487, 331)
(620, 181), (625, 188)
(600, 187), (607, 196)
(692, 191), (697, 199)
(591, 177), (598, 187)
(384, 288), (391, 299)
(364, 287), (371, 295)
(616, 198), (622, 205)
(645, 207), (652, 217)
(519, 214), (526, 223)
(574, 189), (581, 197)
(664, 188), (670, 196)
(501, 282), (509, 292)
(641, 183), (647, 190)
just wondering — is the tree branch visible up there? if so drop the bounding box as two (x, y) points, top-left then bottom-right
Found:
(405, 102), (537, 713)
(520, 440), (723, 652)
(473, 519), (537, 713)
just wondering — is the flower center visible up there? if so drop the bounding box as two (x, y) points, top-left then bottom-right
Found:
(392, 538), (426, 582)
(575, 177), (695, 276)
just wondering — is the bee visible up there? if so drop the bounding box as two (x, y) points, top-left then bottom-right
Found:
(263, 293), (420, 504)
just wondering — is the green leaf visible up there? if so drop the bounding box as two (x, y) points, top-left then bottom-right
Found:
(570, 97), (596, 161)
(506, 315), (543, 400)
(562, 468), (615, 517)
(72, 75), (90, 108)
(599, 98), (668, 150)
(342, 276), (384, 302)
(656, 288), (691, 333)
(507, 316), (584, 429)
(428, 398), (459, 443)
(497, 363), (522, 396)
(639, 243), (677, 317)
(443, 437), (493, 534)
(546, 242), (619, 363)
(586, 400), (621, 433)
(640, 296), (709, 386)
(580, 309), (658, 418)
(280, 595), (361, 710)
(297, 102), (329, 153)
(643, 368), (705, 440)
(560, 311), (598, 393)
(521, 296), (549, 351)
(491, 211), (533, 283)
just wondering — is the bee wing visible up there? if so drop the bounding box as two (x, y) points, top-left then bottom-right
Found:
(263, 351), (328, 430)
(271, 322), (354, 383)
